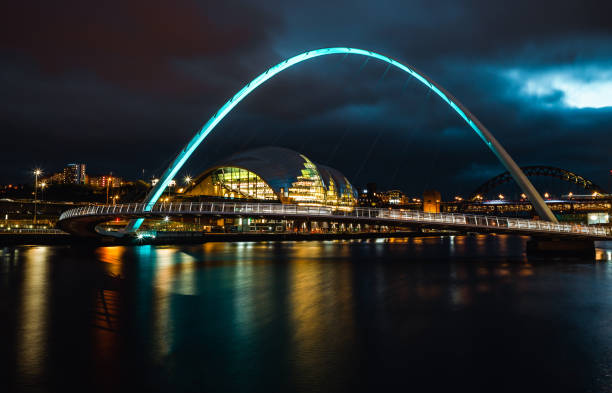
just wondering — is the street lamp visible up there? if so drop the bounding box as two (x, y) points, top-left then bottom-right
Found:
(33, 169), (42, 224)
(106, 173), (113, 205)
(184, 176), (192, 185)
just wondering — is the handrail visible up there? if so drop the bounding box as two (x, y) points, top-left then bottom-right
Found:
(0, 228), (68, 234)
(58, 202), (612, 238)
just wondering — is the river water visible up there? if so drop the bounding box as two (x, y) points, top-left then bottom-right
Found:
(2, 235), (612, 392)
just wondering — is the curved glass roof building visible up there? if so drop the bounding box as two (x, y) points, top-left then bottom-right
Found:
(185, 146), (357, 210)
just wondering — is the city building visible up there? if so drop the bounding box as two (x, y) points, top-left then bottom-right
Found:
(40, 172), (65, 185)
(442, 194), (612, 222)
(183, 146), (357, 210)
(87, 175), (123, 188)
(358, 183), (380, 206)
(358, 185), (423, 209)
(39, 163), (86, 185)
(63, 163), (86, 184)
(423, 190), (441, 213)
(379, 189), (412, 205)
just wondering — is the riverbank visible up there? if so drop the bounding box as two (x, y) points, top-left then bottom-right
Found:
(0, 230), (448, 246)
(0, 232), (74, 245)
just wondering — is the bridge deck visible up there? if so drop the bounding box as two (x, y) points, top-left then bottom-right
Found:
(58, 202), (612, 240)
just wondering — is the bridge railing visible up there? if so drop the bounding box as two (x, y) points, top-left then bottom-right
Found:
(0, 228), (68, 235)
(58, 202), (612, 238)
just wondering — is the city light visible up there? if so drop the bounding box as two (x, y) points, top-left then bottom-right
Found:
(136, 232), (156, 240)
(521, 193), (527, 199)
(40, 182), (47, 202)
(33, 168), (43, 224)
(544, 192), (550, 198)
(184, 176), (192, 184)
(498, 194), (504, 200)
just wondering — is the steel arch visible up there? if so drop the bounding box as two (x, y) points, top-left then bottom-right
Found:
(470, 166), (607, 199)
(126, 47), (558, 232)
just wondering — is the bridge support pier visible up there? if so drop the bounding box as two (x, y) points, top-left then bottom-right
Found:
(526, 238), (595, 258)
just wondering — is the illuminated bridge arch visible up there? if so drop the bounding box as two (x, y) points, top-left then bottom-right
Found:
(127, 47), (558, 232)
(470, 166), (607, 199)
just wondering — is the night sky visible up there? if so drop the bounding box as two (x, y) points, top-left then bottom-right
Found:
(1, 0), (611, 197)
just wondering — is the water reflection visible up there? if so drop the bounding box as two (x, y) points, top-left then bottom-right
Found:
(232, 245), (259, 341)
(287, 243), (356, 390)
(3, 236), (612, 393)
(95, 246), (124, 276)
(16, 247), (50, 386)
(595, 248), (612, 261)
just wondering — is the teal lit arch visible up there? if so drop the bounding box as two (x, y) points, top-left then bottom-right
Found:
(126, 47), (557, 232)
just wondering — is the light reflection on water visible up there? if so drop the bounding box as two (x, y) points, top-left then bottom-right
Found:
(595, 247), (612, 261)
(2, 235), (612, 392)
(16, 247), (49, 386)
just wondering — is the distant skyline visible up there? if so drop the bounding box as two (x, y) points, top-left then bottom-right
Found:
(1, 0), (610, 196)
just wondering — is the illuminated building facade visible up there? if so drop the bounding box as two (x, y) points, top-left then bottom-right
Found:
(39, 164), (86, 185)
(357, 185), (423, 209)
(63, 164), (86, 184)
(40, 172), (65, 185)
(423, 190), (441, 213)
(87, 175), (123, 188)
(379, 190), (412, 205)
(358, 183), (379, 207)
(185, 147), (357, 210)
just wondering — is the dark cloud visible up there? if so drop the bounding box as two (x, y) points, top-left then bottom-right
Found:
(1, 0), (611, 198)
(0, 0), (281, 93)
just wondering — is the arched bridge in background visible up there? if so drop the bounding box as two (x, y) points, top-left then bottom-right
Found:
(470, 166), (608, 200)
(124, 47), (559, 234)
